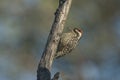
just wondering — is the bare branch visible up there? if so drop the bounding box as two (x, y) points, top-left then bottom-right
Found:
(37, 0), (72, 80)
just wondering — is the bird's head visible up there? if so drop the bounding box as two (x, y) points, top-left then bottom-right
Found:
(73, 28), (83, 38)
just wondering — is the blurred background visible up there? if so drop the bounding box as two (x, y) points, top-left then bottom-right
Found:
(0, 0), (120, 80)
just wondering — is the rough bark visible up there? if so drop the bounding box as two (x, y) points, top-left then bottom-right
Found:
(37, 0), (72, 80)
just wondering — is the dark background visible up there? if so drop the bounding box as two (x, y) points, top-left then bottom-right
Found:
(0, 0), (120, 80)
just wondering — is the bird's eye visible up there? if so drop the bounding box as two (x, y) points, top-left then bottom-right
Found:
(78, 29), (82, 33)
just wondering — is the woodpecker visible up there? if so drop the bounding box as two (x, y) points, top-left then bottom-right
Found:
(55, 28), (83, 59)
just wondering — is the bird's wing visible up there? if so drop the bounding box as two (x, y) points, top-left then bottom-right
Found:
(57, 32), (74, 53)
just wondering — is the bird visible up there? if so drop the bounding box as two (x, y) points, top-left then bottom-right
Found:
(55, 28), (83, 59)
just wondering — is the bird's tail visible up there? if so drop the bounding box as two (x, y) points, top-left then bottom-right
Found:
(54, 51), (67, 59)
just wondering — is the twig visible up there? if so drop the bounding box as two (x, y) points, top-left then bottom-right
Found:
(37, 0), (72, 80)
(51, 72), (60, 80)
